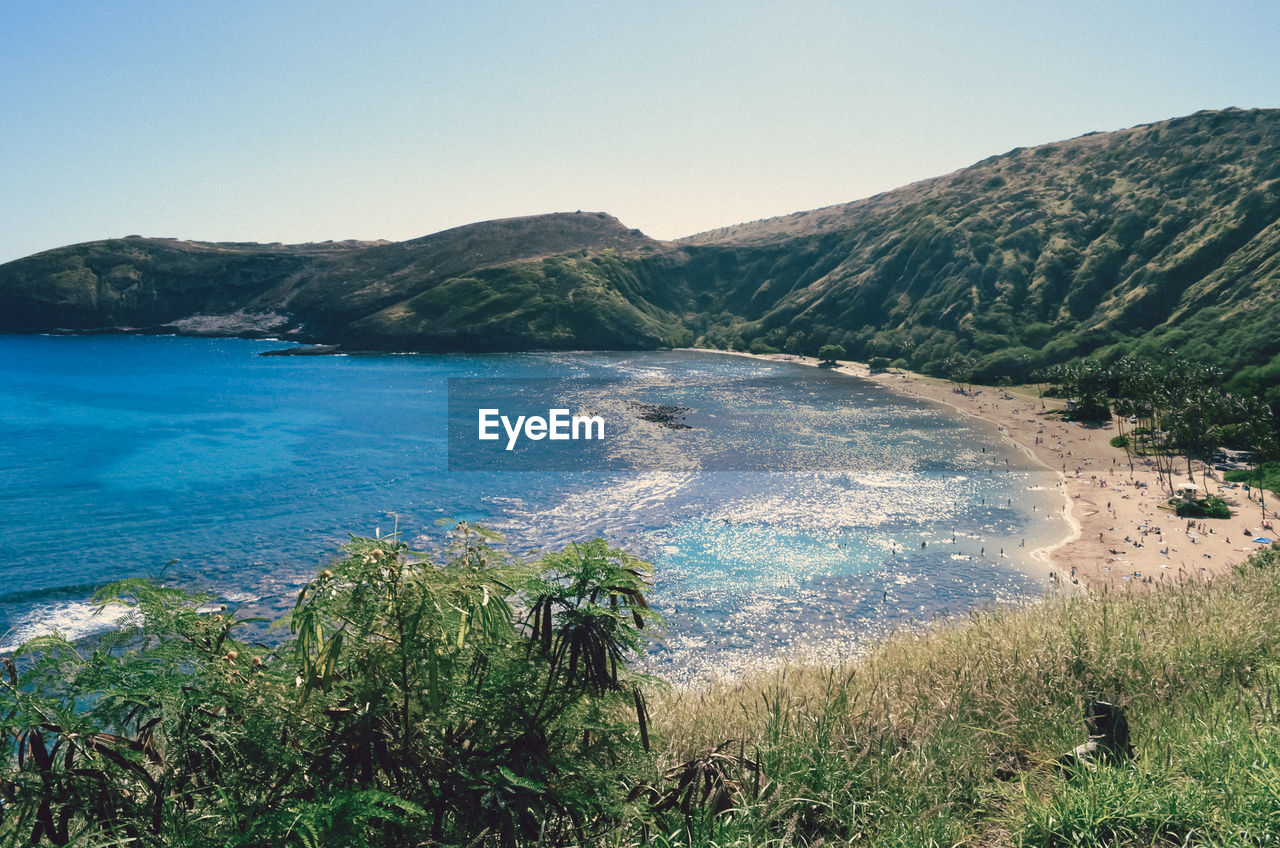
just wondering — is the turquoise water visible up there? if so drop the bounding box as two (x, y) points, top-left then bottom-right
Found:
(0, 334), (1066, 679)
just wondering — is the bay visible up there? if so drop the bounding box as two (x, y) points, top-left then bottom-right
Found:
(0, 334), (1067, 680)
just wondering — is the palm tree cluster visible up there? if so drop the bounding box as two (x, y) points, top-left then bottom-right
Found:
(1040, 355), (1279, 497)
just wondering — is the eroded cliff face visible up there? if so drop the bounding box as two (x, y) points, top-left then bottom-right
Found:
(0, 237), (332, 335)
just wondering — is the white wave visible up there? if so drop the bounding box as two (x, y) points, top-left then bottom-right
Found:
(1, 601), (131, 654)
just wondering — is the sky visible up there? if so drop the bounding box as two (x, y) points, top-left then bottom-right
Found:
(2, 0), (1278, 264)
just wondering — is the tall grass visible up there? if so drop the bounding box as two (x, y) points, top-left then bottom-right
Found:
(649, 547), (1280, 846)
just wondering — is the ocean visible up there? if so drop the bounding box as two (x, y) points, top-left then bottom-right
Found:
(0, 334), (1067, 680)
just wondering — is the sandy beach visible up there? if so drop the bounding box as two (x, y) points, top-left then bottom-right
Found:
(695, 350), (1276, 592)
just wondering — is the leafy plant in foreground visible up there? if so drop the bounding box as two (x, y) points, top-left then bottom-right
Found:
(1, 525), (663, 847)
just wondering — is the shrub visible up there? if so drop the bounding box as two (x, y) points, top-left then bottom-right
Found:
(817, 344), (846, 366)
(1110, 434), (1130, 448)
(1065, 396), (1111, 422)
(1174, 495), (1232, 518)
(0, 527), (662, 847)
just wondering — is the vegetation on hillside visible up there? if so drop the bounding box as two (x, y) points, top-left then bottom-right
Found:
(0, 213), (679, 350)
(4, 110), (1280, 398)
(689, 109), (1280, 410)
(350, 250), (693, 351)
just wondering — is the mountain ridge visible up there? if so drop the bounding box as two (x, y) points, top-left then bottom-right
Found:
(3, 108), (1279, 394)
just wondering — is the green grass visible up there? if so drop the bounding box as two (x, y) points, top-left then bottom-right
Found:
(649, 547), (1280, 846)
(1225, 461), (1280, 498)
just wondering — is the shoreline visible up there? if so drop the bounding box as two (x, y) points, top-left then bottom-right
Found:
(681, 348), (1271, 592)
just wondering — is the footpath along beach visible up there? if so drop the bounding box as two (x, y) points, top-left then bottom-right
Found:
(702, 350), (1276, 591)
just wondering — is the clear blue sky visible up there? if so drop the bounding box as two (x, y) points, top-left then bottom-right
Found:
(2, 0), (1277, 263)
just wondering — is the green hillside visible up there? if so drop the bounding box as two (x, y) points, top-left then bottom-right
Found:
(0, 212), (686, 350)
(3, 109), (1279, 395)
(678, 108), (1280, 399)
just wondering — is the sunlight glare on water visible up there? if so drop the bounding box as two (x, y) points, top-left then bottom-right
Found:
(0, 336), (1066, 679)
